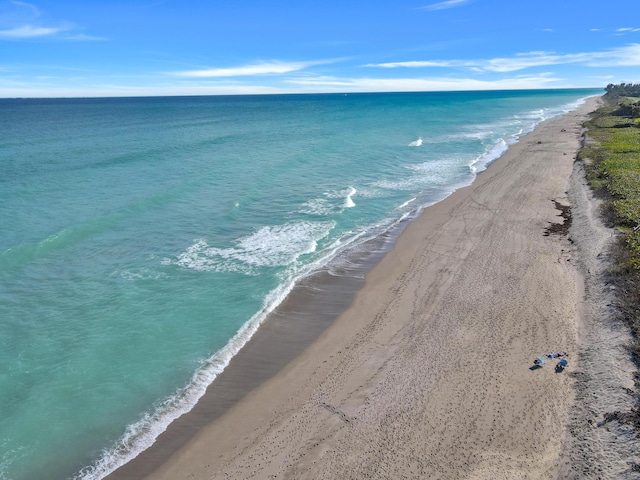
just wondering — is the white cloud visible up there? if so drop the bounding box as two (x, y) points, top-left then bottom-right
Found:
(366, 53), (574, 72)
(169, 59), (337, 78)
(0, 2), (96, 41)
(0, 82), (290, 98)
(365, 44), (640, 73)
(61, 33), (106, 41)
(484, 52), (578, 72)
(171, 62), (306, 77)
(585, 43), (640, 67)
(0, 25), (64, 38)
(420, 0), (470, 11)
(285, 74), (562, 93)
(615, 27), (640, 36)
(365, 60), (472, 69)
(10, 1), (40, 16)
(0, 70), (573, 98)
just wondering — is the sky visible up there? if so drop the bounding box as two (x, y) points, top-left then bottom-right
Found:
(1, 0), (639, 98)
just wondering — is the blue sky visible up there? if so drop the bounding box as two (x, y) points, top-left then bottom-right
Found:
(1, 0), (639, 97)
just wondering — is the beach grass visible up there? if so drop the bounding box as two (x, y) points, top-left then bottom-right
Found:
(581, 94), (640, 267)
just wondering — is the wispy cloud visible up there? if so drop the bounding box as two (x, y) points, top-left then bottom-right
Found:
(169, 60), (336, 78)
(365, 44), (640, 72)
(365, 60), (473, 69)
(420, 0), (470, 11)
(0, 25), (64, 38)
(616, 27), (640, 35)
(0, 69), (582, 98)
(482, 52), (583, 72)
(364, 54), (567, 72)
(62, 33), (105, 41)
(0, 1), (96, 40)
(585, 43), (640, 66)
(10, 1), (40, 15)
(285, 73), (561, 93)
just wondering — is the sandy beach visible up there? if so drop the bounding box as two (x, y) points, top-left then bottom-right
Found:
(106, 97), (615, 479)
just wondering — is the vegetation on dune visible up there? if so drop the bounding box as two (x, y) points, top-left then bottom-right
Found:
(605, 82), (640, 99)
(581, 90), (640, 264)
(580, 84), (640, 429)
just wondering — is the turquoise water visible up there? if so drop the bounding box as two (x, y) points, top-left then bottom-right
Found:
(0, 89), (600, 479)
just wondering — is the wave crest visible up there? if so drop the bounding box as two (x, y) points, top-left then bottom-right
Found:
(166, 221), (335, 274)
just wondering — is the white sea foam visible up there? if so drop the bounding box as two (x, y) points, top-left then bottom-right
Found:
(300, 198), (335, 216)
(408, 137), (423, 147)
(168, 221), (335, 274)
(119, 269), (167, 281)
(322, 186), (357, 209)
(351, 186), (384, 199)
(0, 445), (25, 480)
(460, 129), (494, 141)
(459, 101), (576, 144)
(470, 139), (508, 174)
(397, 197), (417, 210)
(299, 187), (357, 216)
(343, 186), (356, 208)
(374, 157), (463, 192)
(373, 177), (419, 191)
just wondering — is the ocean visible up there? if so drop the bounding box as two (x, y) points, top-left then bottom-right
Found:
(0, 89), (601, 480)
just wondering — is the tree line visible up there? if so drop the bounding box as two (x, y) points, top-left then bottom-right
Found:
(605, 82), (640, 98)
(604, 83), (640, 119)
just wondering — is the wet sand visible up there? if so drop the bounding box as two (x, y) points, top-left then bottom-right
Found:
(108, 97), (606, 479)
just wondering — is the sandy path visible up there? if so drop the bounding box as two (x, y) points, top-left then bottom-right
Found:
(138, 98), (599, 480)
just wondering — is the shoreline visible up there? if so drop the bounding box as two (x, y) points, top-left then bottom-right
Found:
(108, 97), (601, 479)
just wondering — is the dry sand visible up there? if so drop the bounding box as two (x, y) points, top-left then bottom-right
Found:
(109, 96), (636, 480)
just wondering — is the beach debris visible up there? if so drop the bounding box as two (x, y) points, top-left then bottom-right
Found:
(545, 352), (567, 359)
(532, 352), (570, 371)
(533, 357), (546, 366)
(544, 200), (571, 237)
(555, 357), (569, 373)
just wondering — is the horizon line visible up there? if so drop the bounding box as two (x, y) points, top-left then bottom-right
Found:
(0, 86), (604, 100)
